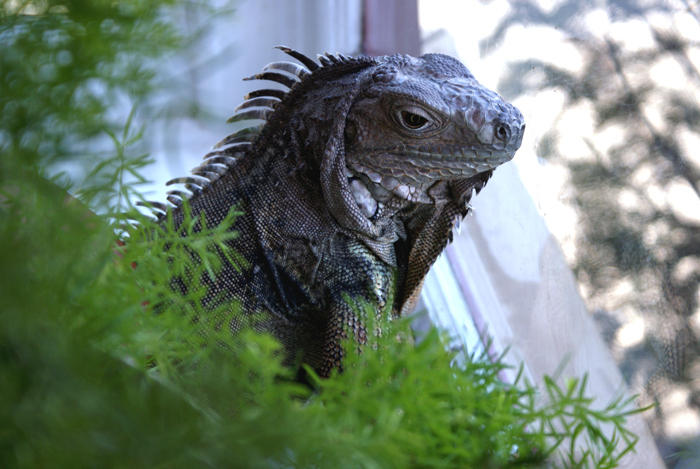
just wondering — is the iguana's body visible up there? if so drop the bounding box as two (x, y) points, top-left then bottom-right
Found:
(145, 48), (525, 377)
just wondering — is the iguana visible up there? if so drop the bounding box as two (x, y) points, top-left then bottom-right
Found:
(141, 47), (525, 378)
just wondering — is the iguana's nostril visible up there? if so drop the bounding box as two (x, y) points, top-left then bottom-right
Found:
(495, 122), (510, 142)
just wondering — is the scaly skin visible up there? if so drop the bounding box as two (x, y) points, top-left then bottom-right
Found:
(144, 48), (525, 377)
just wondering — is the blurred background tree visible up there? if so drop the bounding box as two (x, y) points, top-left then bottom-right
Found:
(464, 0), (700, 465)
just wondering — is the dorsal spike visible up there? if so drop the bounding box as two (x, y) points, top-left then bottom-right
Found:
(204, 142), (252, 156)
(226, 108), (274, 124)
(243, 71), (298, 89)
(136, 200), (169, 213)
(317, 54), (333, 66)
(166, 176), (210, 188)
(194, 164), (228, 175)
(324, 52), (340, 64)
(188, 186), (202, 196)
(202, 155), (238, 167)
(213, 124), (264, 149)
(167, 189), (191, 200)
(219, 144), (251, 155)
(192, 170), (222, 182)
(244, 89), (287, 100)
(166, 196), (182, 207)
(274, 45), (320, 71)
(234, 97), (280, 113)
(203, 143), (251, 160)
(262, 61), (310, 79)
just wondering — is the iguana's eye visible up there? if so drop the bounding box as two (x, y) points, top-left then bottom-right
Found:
(400, 111), (429, 129)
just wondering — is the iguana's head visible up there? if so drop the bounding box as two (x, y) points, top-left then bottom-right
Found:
(342, 53), (525, 216)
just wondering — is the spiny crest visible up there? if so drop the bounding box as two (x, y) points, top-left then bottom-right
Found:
(137, 46), (370, 219)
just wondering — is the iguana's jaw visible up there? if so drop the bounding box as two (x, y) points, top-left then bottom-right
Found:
(344, 143), (515, 219)
(346, 140), (516, 195)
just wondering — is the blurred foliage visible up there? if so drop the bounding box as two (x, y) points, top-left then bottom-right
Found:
(0, 0), (182, 170)
(0, 2), (645, 467)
